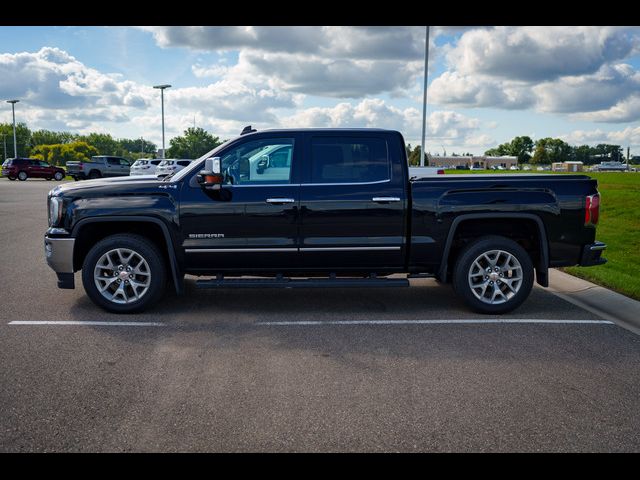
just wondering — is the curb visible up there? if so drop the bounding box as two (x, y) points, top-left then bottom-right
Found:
(545, 269), (640, 335)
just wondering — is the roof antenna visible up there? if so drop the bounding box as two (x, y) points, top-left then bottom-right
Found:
(241, 125), (257, 135)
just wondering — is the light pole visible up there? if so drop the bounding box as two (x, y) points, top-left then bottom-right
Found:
(153, 85), (171, 159)
(1, 133), (6, 162)
(420, 26), (430, 167)
(6, 99), (19, 158)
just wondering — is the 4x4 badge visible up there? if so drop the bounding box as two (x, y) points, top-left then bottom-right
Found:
(158, 184), (177, 189)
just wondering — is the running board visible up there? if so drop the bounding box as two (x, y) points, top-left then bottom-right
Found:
(196, 276), (410, 289)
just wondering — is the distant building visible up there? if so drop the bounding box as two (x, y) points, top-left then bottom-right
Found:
(552, 161), (584, 172)
(428, 155), (518, 169)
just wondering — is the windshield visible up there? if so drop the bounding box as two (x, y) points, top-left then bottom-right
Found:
(169, 137), (236, 182)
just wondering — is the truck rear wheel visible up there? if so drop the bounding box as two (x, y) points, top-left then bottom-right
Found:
(452, 235), (534, 314)
(81, 234), (167, 313)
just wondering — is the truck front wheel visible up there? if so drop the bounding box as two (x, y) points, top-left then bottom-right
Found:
(81, 234), (167, 313)
(452, 235), (534, 314)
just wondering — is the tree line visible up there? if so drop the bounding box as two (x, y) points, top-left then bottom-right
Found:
(0, 123), (223, 166)
(485, 136), (624, 165)
(406, 136), (626, 166)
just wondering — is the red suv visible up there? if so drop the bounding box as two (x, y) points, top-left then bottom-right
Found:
(2, 158), (66, 181)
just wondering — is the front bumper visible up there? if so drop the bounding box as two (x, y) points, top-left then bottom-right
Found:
(44, 235), (75, 289)
(579, 241), (607, 267)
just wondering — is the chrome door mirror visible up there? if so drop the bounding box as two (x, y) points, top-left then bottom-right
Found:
(197, 157), (223, 190)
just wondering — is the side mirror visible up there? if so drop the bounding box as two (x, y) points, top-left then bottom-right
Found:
(197, 157), (223, 190)
(256, 154), (269, 174)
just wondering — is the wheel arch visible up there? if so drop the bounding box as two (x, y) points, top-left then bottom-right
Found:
(71, 216), (183, 294)
(437, 213), (549, 287)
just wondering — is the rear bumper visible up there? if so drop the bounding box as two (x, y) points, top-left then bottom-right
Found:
(579, 241), (607, 267)
(44, 235), (76, 288)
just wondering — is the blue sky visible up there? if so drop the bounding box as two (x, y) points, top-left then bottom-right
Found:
(1, 26), (639, 155)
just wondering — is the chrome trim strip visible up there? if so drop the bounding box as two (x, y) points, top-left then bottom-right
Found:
(372, 197), (401, 202)
(185, 248), (298, 253)
(266, 198), (295, 204)
(225, 179), (391, 188)
(590, 244), (607, 251)
(300, 246), (401, 252)
(302, 179), (391, 187)
(185, 246), (401, 253)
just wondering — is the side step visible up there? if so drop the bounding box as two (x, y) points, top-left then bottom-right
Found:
(196, 275), (410, 289)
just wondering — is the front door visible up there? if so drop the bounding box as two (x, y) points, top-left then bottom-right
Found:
(298, 134), (407, 271)
(179, 134), (301, 272)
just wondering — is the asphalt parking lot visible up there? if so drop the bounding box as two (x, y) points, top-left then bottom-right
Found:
(1, 178), (639, 452)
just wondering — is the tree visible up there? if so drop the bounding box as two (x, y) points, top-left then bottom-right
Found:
(167, 127), (222, 159)
(532, 137), (571, 164)
(485, 143), (510, 156)
(76, 133), (119, 156)
(31, 129), (77, 146)
(0, 122), (32, 159)
(117, 138), (157, 157)
(509, 136), (534, 163)
(31, 141), (98, 166)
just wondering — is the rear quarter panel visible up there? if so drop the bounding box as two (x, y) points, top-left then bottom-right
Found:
(408, 174), (599, 272)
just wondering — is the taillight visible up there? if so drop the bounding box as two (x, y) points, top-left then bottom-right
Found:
(79, 163), (83, 170)
(437, 169), (445, 175)
(585, 193), (600, 226)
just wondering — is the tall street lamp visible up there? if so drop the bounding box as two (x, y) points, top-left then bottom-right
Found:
(6, 99), (20, 159)
(420, 26), (430, 167)
(153, 85), (171, 159)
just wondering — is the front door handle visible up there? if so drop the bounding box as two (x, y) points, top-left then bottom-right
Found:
(372, 197), (401, 203)
(266, 198), (295, 204)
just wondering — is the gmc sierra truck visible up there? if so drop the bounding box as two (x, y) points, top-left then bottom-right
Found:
(44, 128), (606, 314)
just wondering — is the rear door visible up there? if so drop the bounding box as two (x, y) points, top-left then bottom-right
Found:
(298, 132), (407, 270)
(105, 157), (120, 176)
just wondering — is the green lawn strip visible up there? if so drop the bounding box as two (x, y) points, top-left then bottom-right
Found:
(453, 170), (640, 300)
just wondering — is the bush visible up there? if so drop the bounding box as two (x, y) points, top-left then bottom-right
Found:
(31, 141), (98, 166)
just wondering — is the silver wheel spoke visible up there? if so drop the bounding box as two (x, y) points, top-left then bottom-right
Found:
(94, 247), (151, 305)
(468, 249), (523, 305)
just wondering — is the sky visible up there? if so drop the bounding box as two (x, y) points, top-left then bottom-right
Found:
(1, 26), (640, 156)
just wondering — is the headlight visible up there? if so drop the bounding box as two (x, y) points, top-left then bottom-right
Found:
(48, 197), (63, 227)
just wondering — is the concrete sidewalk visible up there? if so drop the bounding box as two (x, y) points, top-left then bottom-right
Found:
(546, 269), (640, 335)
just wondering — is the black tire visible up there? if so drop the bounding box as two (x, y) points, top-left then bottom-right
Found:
(452, 235), (534, 314)
(17, 171), (28, 181)
(81, 234), (167, 313)
(88, 170), (101, 179)
(46, 177), (52, 181)
(54, 171), (64, 181)
(8, 176), (16, 181)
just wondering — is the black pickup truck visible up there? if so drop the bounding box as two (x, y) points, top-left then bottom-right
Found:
(44, 128), (606, 314)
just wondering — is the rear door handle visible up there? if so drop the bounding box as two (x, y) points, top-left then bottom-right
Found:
(372, 197), (401, 203)
(266, 198), (296, 204)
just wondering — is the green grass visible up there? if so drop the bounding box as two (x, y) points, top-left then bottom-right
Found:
(456, 169), (640, 300)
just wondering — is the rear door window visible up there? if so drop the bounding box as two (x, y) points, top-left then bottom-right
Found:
(310, 137), (390, 184)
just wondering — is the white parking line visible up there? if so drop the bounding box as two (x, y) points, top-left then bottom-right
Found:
(8, 321), (165, 327)
(256, 319), (614, 326)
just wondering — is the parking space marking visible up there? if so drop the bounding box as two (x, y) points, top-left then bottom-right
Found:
(8, 321), (165, 327)
(256, 319), (614, 326)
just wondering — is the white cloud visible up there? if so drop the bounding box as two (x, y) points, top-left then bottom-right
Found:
(448, 26), (638, 81)
(561, 126), (640, 147)
(430, 26), (640, 120)
(280, 99), (490, 147)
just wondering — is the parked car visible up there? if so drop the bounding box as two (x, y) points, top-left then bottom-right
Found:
(66, 156), (132, 180)
(2, 158), (66, 181)
(130, 159), (162, 176)
(44, 127), (606, 314)
(155, 159), (193, 177)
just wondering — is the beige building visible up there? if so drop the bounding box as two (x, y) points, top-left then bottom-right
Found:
(552, 161), (584, 172)
(428, 155), (518, 169)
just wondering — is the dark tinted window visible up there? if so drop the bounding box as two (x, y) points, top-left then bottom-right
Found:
(177, 160), (191, 167)
(106, 157), (120, 165)
(151, 160), (161, 165)
(311, 137), (389, 184)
